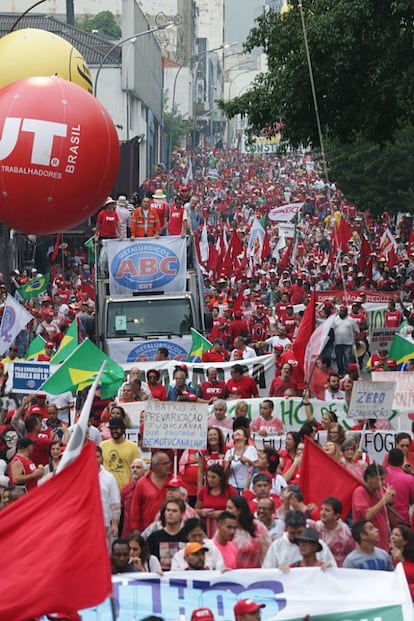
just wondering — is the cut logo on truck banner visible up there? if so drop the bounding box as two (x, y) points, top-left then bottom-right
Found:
(106, 237), (187, 295)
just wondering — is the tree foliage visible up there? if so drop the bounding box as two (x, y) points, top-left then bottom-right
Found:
(76, 11), (121, 39)
(219, 0), (414, 213)
(163, 94), (191, 160)
(327, 127), (414, 217)
(220, 0), (414, 145)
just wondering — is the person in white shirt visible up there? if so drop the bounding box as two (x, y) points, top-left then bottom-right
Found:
(230, 337), (256, 360)
(262, 510), (336, 568)
(97, 445), (121, 541)
(171, 517), (224, 571)
(324, 372), (346, 401)
(116, 195), (131, 239)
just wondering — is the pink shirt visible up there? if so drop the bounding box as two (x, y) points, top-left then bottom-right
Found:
(386, 465), (414, 524)
(250, 416), (283, 434)
(212, 538), (238, 569)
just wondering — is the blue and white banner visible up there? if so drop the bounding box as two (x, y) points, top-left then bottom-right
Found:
(106, 237), (187, 295)
(12, 361), (50, 393)
(0, 295), (33, 356)
(73, 567), (412, 621)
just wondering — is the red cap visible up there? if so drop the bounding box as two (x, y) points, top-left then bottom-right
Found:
(386, 358), (397, 368)
(28, 405), (42, 414)
(347, 363), (359, 372)
(167, 477), (184, 488)
(234, 599), (265, 617)
(191, 609), (215, 621)
(45, 342), (54, 349)
(274, 345), (284, 352)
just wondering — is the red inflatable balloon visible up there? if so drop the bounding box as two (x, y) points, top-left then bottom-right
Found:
(0, 76), (120, 234)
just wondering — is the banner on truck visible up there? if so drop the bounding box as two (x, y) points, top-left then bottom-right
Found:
(106, 237), (187, 295)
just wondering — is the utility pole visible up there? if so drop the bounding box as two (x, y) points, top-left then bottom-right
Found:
(66, 0), (74, 25)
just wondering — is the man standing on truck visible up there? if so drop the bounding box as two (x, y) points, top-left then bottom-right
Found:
(95, 197), (123, 241)
(130, 196), (161, 239)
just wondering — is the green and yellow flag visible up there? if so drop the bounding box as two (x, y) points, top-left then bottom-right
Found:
(26, 335), (46, 360)
(19, 273), (50, 301)
(388, 333), (414, 365)
(40, 338), (124, 399)
(51, 319), (79, 364)
(187, 328), (212, 362)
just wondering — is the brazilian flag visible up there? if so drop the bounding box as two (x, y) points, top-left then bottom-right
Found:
(51, 319), (79, 363)
(187, 328), (212, 362)
(19, 273), (50, 301)
(26, 335), (46, 360)
(39, 338), (124, 399)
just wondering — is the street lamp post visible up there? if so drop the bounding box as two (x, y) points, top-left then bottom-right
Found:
(93, 23), (173, 98)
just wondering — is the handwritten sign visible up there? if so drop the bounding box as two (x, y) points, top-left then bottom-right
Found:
(143, 401), (208, 449)
(348, 381), (396, 419)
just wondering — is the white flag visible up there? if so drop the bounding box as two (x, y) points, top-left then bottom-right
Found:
(268, 202), (303, 222)
(199, 222), (209, 262)
(184, 158), (193, 184)
(0, 295), (33, 355)
(247, 218), (265, 260)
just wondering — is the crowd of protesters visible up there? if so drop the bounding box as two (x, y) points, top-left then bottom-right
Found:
(1, 146), (414, 608)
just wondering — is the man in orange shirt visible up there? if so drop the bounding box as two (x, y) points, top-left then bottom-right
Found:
(130, 196), (161, 239)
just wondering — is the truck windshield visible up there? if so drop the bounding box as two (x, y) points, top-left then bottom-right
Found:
(106, 298), (194, 338)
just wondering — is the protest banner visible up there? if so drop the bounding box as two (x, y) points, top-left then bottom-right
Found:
(315, 290), (395, 304)
(120, 355), (276, 397)
(106, 237), (187, 296)
(369, 327), (396, 350)
(119, 395), (402, 432)
(268, 204), (302, 223)
(241, 134), (281, 154)
(143, 401), (208, 450)
(75, 567), (412, 621)
(11, 361), (51, 393)
(348, 381), (396, 420)
(372, 371), (414, 411)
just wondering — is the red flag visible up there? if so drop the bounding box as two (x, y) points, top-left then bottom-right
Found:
(336, 217), (353, 251)
(207, 243), (219, 275)
(0, 442), (111, 620)
(51, 233), (61, 262)
(357, 234), (371, 274)
(261, 230), (271, 260)
(234, 254), (248, 282)
(278, 242), (292, 271)
(233, 286), (245, 313)
(194, 230), (202, 265)
(80, 280), (95, 302)
(222, 230), (243, 276)
(293, 292), (316, 370)
(301, 437), (360, 518)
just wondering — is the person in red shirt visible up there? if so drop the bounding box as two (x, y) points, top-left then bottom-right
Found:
(150, 189), (169, 234)
(282, 305), (297, 340)
(202, 339), (227, 363)
(228, 311), (248, 347)
(95, 197), (123, 240)
(278, 346), (305, 391)
(269, 363), (299, 397)
(9, 437), (44, 492)
(384, 299), (403, 329)
(196, 367), (228, 401)
(249, 306), (270, 348)
(208, 307), (226, 341)
(367, 347), (388, 372)
(276, 292), (290, 323)
(37, 341), (54, 362)
(168, 196), (188, 236)
(146, 369), (167, 401)
(226, 364), (259, 399)
(289, 275), (305, 305)
(130, 451), (173, 532)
